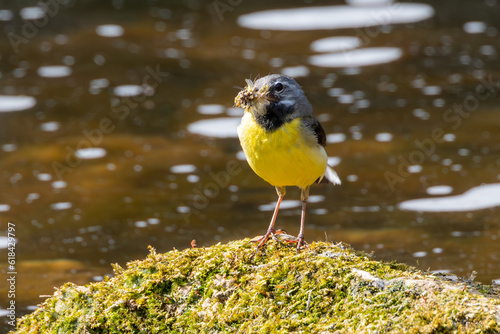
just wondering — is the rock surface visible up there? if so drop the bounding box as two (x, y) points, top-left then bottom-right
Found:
(14, 240), (500, 333)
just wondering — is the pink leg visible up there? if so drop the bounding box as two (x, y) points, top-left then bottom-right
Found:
(255, 187), (285, 251)
(296, 187), (309, 252)
(296, 199), (306, 252)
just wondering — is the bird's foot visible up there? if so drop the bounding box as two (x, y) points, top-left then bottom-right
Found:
(296, 234), (306, 253)
(281, 233), (307, 252)
(250, 228), (275, 251)
(250, 229), (290, 245)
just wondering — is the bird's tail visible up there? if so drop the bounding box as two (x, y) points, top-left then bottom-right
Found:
(324, 165), (341, 185)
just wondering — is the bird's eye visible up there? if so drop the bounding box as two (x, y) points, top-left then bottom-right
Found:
(274, 82), (284, 92)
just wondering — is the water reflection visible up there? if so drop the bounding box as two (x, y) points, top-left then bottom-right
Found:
(0, 9), (13, 21)
(463, 21), (488, 34)
(187, 117), (240, 138)
(19, 6), (45, 20)
(37, 66), (72, 78)
(197, 104), (225, 115)
(311, 37), (362, 53)
(39, 121), (61, 132)
(426, 185), (453, 195)
(75, 147), (107, 159)
(113, 85), (143, 97)
(95, 24), (125, 38)
(310, 47), (403, 67)
(238, 3), (435, 30)
(0, 96), (36, 112)
(399, 184), (500, 212)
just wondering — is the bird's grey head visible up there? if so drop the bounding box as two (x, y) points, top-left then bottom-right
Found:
(235, 74), (313, 131)
(254, 74), (312, 115)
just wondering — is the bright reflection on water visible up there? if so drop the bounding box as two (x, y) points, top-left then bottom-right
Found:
(310, 37), (362, 53)
(187, 117), (240, 138)
(37, 66), (72, 78)
(19, 6), (45, 20)
(310, 47), (403, 67)
(399, 184), (500, 212)
(95, 24), (125, 37)
(237, 3), (435, 30)
(1, 1), (500, 330)
(0, 96), (36, 112)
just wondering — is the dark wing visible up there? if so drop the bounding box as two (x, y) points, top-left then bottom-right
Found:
(302, 116), (327, 147)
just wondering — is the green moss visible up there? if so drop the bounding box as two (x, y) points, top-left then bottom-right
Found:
(14, 240), (500, 333)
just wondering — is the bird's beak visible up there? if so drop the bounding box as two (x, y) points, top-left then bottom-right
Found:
(234, 80), (270, 116)
(264, 91), (276, 103)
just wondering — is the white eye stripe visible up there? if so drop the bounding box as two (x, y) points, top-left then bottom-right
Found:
(279, 99), (295, 107)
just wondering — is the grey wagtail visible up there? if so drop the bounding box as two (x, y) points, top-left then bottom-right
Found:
(235, 74), (341, 252)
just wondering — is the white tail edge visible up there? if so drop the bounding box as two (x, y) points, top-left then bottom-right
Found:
(325, 165), (341, 185)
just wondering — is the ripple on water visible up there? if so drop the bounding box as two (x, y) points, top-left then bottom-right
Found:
(375, 132), (393, 142)
(422, 86), (442, 95)
(326, 133), (347, 143)
(50, 202), (72, 210)
(281, 66), (310, 77)
(197, 104), (225, 115)
(20, 6), (44, 20)
(96, 24), (124, 37)
(187, 175), (200, 183)
(0, 235), (16, 249)
(399, 183), (500, 212)
(187, 117), (240, 138)
(2, 144), (17, 152)
(170, 164), (196, 174)
(407, 165), (422, 173)
(463, 21), (487, 34)
(113, 85), (143, 97)
(0, 96), (36, 112)
(237, 4), (434, 31)
(52, 181), (67, 189)
(135, 221), (148, 228)
(0, 9), (13, 21)
(426, 185), (453, 196)
(346, 0), (394, 5)
(37, 66), (72, 78)
(413, 251), (427, 258)
(40, 121), (61, 132)
(75, 148), (107, 159)
(310, 36), (362, 53)
(259, 200), (301, 211)
(309, 47), (403, 68)
(89, 78), (110, 94)
(36, 173), (52, 181)
(236, 150), (246, 161)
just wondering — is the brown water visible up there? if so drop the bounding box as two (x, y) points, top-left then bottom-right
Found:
(1, 0), (500, 330)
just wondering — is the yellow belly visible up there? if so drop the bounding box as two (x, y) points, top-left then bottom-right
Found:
(237, 113), (327, 189)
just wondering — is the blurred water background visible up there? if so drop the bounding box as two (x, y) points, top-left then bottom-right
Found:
(1, 0), (500, 330)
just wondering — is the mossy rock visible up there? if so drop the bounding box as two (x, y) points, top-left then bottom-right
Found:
(14, 240), (500, 333)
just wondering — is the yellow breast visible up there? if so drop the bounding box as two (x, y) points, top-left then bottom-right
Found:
(237, 112), (327, 189)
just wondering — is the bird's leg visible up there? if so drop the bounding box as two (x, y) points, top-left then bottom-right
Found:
(255, 186), (286, 251)
(296, 187), (309, 252)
